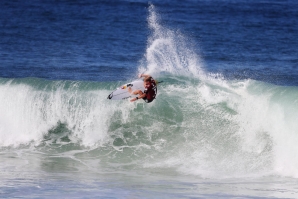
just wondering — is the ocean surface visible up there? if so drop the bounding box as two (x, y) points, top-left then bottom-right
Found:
(1, 0), (298, 198)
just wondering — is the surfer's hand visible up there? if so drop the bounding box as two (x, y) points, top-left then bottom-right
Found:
(138, 74), (142, 78)
(130, 98), (137, 102)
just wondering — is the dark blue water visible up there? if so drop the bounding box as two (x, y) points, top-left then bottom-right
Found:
(0, 0), (147, 81)
(1, 0), (297, 84)
(1, 1), (298, 198)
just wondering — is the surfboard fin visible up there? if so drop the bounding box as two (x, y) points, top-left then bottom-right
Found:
(107, 93), (113, 99)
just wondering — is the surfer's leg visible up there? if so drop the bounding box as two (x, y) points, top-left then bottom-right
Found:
(127, 87), (143, 95)
(132, 90), (143, 95)
(128, 87), (142, 95)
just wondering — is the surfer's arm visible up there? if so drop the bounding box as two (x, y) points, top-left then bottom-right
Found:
(139, 74), (151, 79)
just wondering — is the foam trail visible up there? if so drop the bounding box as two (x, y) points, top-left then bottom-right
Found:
(139, 4), (204, 78)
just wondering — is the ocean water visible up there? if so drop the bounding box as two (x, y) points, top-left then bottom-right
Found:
(1, 0), (298, 198)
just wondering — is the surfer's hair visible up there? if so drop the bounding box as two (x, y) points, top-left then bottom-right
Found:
(144, 76), (151, 82)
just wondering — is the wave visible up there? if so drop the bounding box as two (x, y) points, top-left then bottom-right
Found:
(0, 76), (298, 178)
(1, 4), (298, 179)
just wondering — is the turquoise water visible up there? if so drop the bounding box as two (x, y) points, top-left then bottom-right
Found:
(1, 75), (298, 197)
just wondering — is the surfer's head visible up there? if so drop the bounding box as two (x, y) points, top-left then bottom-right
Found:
(144, 77), (152, 88)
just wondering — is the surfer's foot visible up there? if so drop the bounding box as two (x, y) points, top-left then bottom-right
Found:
(128, 87), (132, 94)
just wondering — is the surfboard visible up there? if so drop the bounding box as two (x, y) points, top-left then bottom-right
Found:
(107, 80), (145, 100)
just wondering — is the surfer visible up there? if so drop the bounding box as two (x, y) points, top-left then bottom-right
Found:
(128, 74), (157, 103)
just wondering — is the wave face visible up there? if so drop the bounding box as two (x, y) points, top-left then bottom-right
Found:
(1, 4), (298, 180)
(1, 76), (298, 178)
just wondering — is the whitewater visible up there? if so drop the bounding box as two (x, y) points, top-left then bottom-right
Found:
(1, 3), (298, 199)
